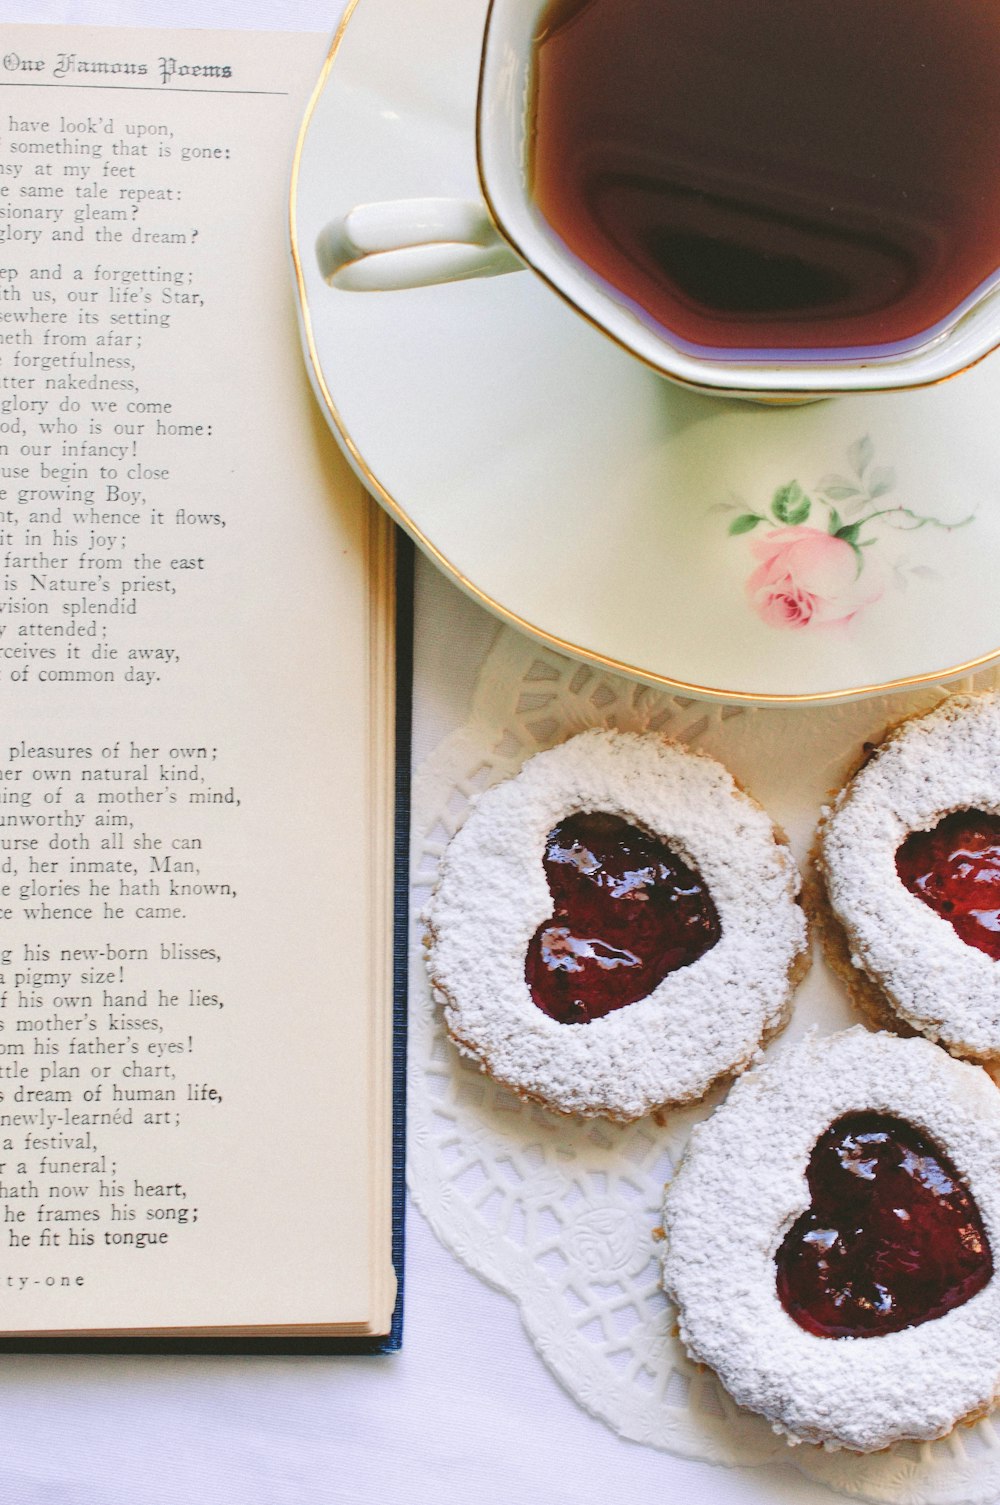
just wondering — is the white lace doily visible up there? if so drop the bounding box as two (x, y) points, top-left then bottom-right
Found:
(408, 626), (1000, 1505)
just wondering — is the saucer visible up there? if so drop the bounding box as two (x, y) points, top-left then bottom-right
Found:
(290, 0), (1000, 704)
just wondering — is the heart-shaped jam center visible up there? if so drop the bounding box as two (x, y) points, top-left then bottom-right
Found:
(776, 1112), (992, 1338)
(896, 809), (1000, 960)
(524, 811), (720, 1024)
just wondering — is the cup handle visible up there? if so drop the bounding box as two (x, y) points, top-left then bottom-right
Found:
(315, 197), (524, 291)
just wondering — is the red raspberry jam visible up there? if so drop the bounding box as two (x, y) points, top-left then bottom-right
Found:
(776, 1113), (992, 1339)
(524, 811), (720, 1024)
(896, 810), (1000, 960)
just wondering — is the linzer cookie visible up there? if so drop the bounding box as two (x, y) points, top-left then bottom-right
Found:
(817, 692), (1000, 1061)
(660, 1028), (1000, 1452)
(423, 729), (808, 1121)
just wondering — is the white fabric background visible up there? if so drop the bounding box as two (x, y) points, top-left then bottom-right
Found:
(0, 2), (847, 1500)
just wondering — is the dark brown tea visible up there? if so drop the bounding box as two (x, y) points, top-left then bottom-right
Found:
(530, 0), (1000, 357)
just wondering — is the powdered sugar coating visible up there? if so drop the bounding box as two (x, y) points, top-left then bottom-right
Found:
(660, 1028), (1000, 1452)
(424, 729), (807, 1121)
(820, 692), (1000, 1059)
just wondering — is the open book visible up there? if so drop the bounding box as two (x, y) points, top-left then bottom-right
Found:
(0, 25), (402, 1348)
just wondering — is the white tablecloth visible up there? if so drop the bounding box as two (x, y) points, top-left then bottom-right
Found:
(0, 2), (845, 1499)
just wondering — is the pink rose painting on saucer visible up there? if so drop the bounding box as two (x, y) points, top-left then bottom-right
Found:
(714, 437), (974, 630)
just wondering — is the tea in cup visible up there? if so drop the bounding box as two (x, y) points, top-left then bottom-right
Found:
(316, 0), (1000, 399)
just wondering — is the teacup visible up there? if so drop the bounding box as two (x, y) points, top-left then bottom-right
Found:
(315, 0), (1000, 401)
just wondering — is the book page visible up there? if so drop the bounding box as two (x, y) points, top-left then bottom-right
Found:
(0, 26), (395, 1332)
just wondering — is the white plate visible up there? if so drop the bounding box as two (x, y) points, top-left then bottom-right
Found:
(290, 0), (1000, 705)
